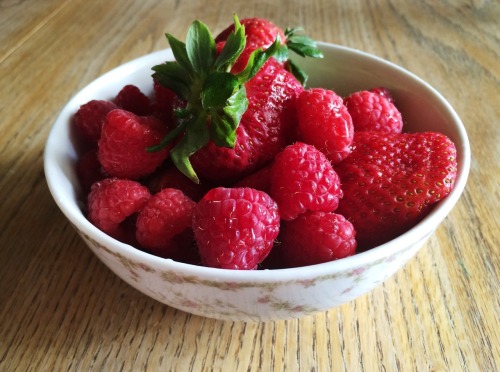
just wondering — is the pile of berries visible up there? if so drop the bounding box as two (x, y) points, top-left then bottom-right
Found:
(74, 16), (458, 270)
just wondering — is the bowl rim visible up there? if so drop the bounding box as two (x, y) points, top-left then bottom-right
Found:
(43, 41), (471, 282)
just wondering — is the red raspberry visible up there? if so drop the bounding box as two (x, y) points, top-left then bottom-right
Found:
(76, 148), (107, 193)
(369, 86), (394, 102)
(296, 88), (354, 164)
(152, 79), (185, 125)
(146, 166), (210, 202)
(136, 188), (196, 259)
(114, 84), (153, 116)
(281, 211), (356, 267)
(98, 109), (170, 179)
(192, 187), (280, 270)
(87, 178), (151, 241)
(233, 164), (272, 193)
(73, 100), (119, 144)
(344, 89), (403, 133)
(270, 142), (343, 221)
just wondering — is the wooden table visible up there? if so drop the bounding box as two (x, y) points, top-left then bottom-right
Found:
(1, 1), (498, 370)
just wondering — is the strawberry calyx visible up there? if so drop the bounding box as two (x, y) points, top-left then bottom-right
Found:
(149, 15), (280, 183)
(276, 27), (324, 85)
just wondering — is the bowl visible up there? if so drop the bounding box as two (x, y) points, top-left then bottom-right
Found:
(44, 42), (470, 322)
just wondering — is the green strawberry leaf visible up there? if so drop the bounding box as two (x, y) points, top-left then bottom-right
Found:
(152, 62), (192, 101)
(186, 20), (216, 77)
(214, 15), (246, 71)
(201, 71), (239, 109)
(170, 113), (210, 184)
(236, 36), (281, 83)
(165, 33), (193, 76)
(285, 59), (308, 86)
(209, 87), (248, 147)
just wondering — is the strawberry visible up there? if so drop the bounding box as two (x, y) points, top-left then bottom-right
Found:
(216, 18), (323, 85)
(344, 89), (403, 133)
(192, 187), (280, 270)
(98, 109), (170, 179)
(190, 57), (303, 184)
(149, 15), (323, 184)
(335, 131), (457, 250)
(270, 142), (343, 220)
(296, 88), (354, 164)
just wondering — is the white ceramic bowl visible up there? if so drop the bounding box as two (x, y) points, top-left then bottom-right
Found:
(44, 42), (470, 321)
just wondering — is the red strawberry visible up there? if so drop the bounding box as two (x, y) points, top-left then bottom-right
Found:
(344, 89), (403, 133)
(150, 16), (321, 184)
(270, 142), (343, 221)
(87, 178), (151, 242)
(114, 84), (153, 116)
(335, 131), (457, 250)
(98, 109), (170, 179)
(190, 58), (303, 184)
(296, 88), (354, 164)
(281, 211), (357, 267)
(73, 100), (119, 144)
(216, 17), (286, 53)
(136, 188), (196, 260)
(192, 187), (280, 270)
(152, 79), (185, 125)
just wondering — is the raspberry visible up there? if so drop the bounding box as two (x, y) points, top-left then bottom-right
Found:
(87, 178), (151, 241)
(344, 89), (403, 133)
(73, 100), (119, 144)
(76, 148), (107, 193)
(233, 164), (272, 193)
(146, 166), (210, 202)
(281, 211), (357, 267)
(270, 142), (343, 221)
(296, 88), (354, 164)
(192, 187), (280, 270)
(98, 109), (170, 179)
(114, 84), (153, 116)
(136, 188), (196, 259)
(369, 86), (394, 102)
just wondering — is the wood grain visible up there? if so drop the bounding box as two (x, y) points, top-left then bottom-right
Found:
(0, 0), (498, 370)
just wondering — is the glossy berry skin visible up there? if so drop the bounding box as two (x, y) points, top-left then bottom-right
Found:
(136, 188), (196, 259)
(296, 88), (354, 164)
(270, 142), (343, 221)
(216, 17), (285, 53)
(281, 211), (357, 268)
(87, 178), (151, 240)
(114, 84), (153, 116)
(344, 89), (403, 133)
(192, 187), (280, 270)
(190, 58), (303, 184)
(335, 131), (457, 250)
(98, 109), (170, 179)
(73, 99), (119, 144)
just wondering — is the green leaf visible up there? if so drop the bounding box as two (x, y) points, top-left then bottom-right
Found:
(236, 36), (281, 83)
(186, 20), (216, 76)
(287, 35), (324, 58)
(286, 59), (308, 86)
(147, 119), (189, 152)
(201, 72), (239, 109)
(214, 15), (246, 70)
(165, 33), (193, 75)
(152, 62), (192, 101)
(170, 113), (210, 184)
(209, 87), (248, 147)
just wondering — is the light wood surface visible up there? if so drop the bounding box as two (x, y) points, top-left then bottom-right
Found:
(1, 0), (498, 370)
